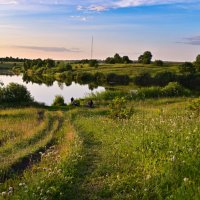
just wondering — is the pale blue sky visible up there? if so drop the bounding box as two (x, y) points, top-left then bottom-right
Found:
(0, 0), (200, 61)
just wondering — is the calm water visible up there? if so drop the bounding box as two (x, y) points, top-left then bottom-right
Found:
(0, 75), (105, 106)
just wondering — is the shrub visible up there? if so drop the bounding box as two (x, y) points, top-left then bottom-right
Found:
(75, 72), (95, 84)
(94, 72), (106, 85)
(109, 97), (133, 119)
(137, 86), (161, 99)
(189, 98), (200, 114)
(134, 72), (153, 86)
(161, 82), (190, 97)
(154, 60), (164, 66)
(89, 60), (98, 68)
(106, 73), (129, 85)
(52, 95), (65, 106)
(1, 83), (33, 103)
(179, 62), (196, 75)
(153, 71), (177, 86)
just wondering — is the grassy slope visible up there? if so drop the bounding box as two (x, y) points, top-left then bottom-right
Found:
(67, 98), (200, 200)
(1, 98), (200, 199)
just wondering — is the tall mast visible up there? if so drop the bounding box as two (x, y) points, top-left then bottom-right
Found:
(91, 36), (93, 60)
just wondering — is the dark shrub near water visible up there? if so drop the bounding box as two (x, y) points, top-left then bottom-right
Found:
(106, 73), (130, 85)
(0, 83), (33, 104)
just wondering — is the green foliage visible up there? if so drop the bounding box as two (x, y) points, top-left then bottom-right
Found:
(0, 83), (33, 104)
(179, 62), (196, 74)
(136, 82), (190, 99)
(52, 95), (65, 106)
(134, 72), (152, 86)
(105, 54), (132, 64)
(138, 51), (153, 64)
(109, 97), (133, 119)
(194, 54), (200, 71)
(89, 59), (99, 68)
(154, 60), (164, 66)
(189, 98), (200, 113)
(161, 82), (190, 97)
(154, 71), (177, 86)
(106, 73), (130, 85)
(137, 86), (161, 99)
(94, 72), (106, 85)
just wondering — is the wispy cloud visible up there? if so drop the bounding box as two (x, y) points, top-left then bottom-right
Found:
(12, 45), (81, 52)
(0, 0), (18, 5)
(180, 35), (200, 45)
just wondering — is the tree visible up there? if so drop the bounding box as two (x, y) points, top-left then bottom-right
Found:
(114, 53), (122, 63)
(179, 62), (196, 74)
(66, 63), (72, 71)
(122, 56), (132, 64)
(138, 51), (153, 64)
(195, 54), (200, 71)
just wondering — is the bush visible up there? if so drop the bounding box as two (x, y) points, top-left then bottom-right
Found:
(52, 95), (65, 106)
(179, 62), (196, 74)
(161, 82), (190, 97)
(89, 60), (98, 68)
(106, 73), (129, 85)
(94, 72), (106, 85)
(137, 87), (161, 99)
(109, 97), (133, 119)
(134, 72), (153, 86)
(0, 83), (33, 103)
(153, 71), (177, 86)
(154, 60), (164, 66)
(189, 98), (200, 114)
(75, 72), (95, 84)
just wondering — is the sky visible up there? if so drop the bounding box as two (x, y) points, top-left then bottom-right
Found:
(0, 0), (200, 61)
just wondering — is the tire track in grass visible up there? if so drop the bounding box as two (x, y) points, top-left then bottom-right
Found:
(0, 113), (64, 182)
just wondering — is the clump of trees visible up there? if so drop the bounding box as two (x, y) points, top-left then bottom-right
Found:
(105, 54), (132, 64)
(0, 57), (28, 62)
(0, 83), (33, 104)
(138, 51), (152, 64)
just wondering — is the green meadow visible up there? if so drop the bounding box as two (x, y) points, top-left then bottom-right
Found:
(0, 60), (200, 199)
(0, 97), (200, 199)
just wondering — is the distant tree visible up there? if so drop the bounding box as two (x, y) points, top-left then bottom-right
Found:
(45, 59), (55, 68)
(122, 56), (132, 64)
(105, 57), (115, 64)
(138, 51), (153, 64)
(179, 62), (196, 74)
(114, 53), (122, 63)
(194, 54), (200, 71)
(154, 60), (164, 66)
(89, 59), (99, 68)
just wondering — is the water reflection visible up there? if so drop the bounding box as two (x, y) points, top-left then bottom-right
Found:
(0, 74), (105, 106)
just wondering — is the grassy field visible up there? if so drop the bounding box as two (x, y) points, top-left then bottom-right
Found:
(72, 63), (179, 79)
(0, 97), (200, 199)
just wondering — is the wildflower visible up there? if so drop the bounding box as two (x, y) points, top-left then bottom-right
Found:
(146, 174), (151, 180)
(184, 177), (189, 182)
(171, 155), (176, 162)
(1, 192), (6, 197)
(19, 183), (23, 187)
(8, 187), (13, 191)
